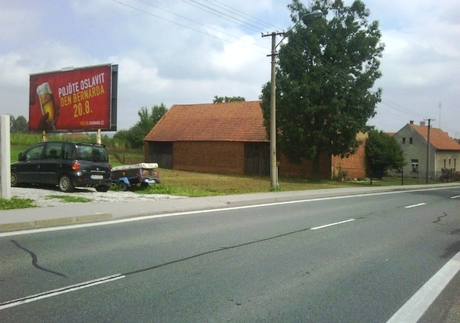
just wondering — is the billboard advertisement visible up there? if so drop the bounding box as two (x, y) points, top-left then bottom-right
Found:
(29, 64), (117, 132)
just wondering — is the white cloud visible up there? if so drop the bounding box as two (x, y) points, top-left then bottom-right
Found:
(0, 0), (458, 136)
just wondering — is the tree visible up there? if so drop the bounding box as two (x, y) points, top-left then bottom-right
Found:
(365, 129), (405, 182)
(213, 96), (245, 103)
(260, 0), (384, 179)
(113, 104), (167, 149)
(10, 115), (29, 132)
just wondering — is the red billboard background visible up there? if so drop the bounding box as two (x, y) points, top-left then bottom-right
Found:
(29, 64), (117, 132)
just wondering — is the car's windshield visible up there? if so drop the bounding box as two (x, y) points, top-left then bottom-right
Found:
(76, 145), (108, 162)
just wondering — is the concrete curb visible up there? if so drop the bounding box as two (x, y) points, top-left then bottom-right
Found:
(0, 213), (112, 232)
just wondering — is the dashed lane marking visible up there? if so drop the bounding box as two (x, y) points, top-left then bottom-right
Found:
(405, 203), (426, 208)
(0, 274), (125, 311)
(310, 219), (356, 230)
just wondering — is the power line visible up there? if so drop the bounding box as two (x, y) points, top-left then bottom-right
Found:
(181, 0), (264, 33)
(135, 0), (269, 52)
(204, 0), (278, 30)
(111, 0), (268, 55)
(113, 0), (419, 124)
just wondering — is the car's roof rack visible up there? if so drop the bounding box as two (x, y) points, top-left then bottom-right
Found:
(76, 142), (106, 147)
(37, 141), (106, 148)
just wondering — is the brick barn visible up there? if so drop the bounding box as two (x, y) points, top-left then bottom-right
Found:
(143, 101), (367, 179)
(143, 101), (270, 175)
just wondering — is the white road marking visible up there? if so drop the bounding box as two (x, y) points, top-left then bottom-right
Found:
(0, 274), (124, 311)
(0, 218), (356, 311)
(405, 203), (426, 208)
(450, 195), (460, 199)
(1, 186), (459, 312)
(0, 187), (457, 238)
(386, 252), (460, 323)
(310, 219), (356, 230)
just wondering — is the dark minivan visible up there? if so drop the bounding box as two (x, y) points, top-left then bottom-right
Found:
(11, 141), (112, 192)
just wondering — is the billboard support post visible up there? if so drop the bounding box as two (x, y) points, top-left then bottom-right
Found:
(42, 130), (46, 142)
(97, 129), (101, 144)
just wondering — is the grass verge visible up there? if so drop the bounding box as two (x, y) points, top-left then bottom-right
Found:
(45, 195), (93, 203)
(0, 196), (37, 209)
(5, 150), (452, 210)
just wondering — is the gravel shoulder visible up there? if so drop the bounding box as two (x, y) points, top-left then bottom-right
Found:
(11, 186), (186, 208)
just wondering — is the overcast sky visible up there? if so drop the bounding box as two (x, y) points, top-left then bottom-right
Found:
(1, 0), (459, 137)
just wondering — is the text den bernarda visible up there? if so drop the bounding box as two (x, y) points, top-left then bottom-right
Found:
(58, 72), (106, 107)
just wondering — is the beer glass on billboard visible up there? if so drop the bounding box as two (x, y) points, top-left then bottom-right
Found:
(36, 82), (58, 130)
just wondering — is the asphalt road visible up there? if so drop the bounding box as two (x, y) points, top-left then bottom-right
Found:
(1, 186), (460, 322)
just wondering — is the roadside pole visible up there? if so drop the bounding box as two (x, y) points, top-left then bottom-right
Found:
(0, 115), (11, 199)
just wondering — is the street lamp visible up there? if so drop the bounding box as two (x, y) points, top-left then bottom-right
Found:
(262, 10), (322, 189)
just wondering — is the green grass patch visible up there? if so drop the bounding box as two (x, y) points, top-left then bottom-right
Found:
(45, 195), (93, 203)
(140, 184), (212, 197)
(6, 137), (451, 209)
(0, 196), (37, 209)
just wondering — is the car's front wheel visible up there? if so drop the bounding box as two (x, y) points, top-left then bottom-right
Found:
(59, 175), (75, 192)
(95, 185), (110, 192)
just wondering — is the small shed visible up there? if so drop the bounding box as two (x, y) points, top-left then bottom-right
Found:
(143, 101), (270, 175)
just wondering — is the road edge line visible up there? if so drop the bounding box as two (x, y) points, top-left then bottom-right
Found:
(386, 252), (460, 323)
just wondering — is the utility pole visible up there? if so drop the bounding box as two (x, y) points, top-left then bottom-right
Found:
(261, 10), (322, 190)
(261, 31), (284, 189)
(425, 118), (435, 184)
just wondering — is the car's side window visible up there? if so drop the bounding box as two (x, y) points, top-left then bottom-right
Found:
(25, 145), (44, 160)
(45, 143), (62, 159)
(63, 143), (76, 160)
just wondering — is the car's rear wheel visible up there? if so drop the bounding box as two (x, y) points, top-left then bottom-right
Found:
(11, 172), (19, 187)
(95, 185), (110, 192)
(59, 175), (75, 192)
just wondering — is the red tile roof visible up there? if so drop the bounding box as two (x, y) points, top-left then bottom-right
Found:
(410, 124), (460, 151)
(144, 101), (268, 142)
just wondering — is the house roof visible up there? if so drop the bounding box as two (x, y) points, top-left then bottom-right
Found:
(410, 124), (460, 151)
(144, 101), (268, 142)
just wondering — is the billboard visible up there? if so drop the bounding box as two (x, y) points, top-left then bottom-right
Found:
(29, 64), (117, 132)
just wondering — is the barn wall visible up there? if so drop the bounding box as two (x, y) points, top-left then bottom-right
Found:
(174, 141), (245, 175)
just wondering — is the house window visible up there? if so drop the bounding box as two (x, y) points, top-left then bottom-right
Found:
(409, 137), (413, 144)
(402, 137), (406, 144)
(455, 159), (457, 169)
(444, 159), (447, 168)
(449, 159), (451, 166)
(411, 159), (419, 173)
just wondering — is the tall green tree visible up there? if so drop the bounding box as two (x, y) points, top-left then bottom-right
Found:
(114, 104), (167, 149)
(10, 115), (29, 132)
(365, 129), (405, 182)
(260, 0), (384, 179)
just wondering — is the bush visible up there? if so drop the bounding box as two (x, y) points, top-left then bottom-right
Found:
(454, 171), (460, 182)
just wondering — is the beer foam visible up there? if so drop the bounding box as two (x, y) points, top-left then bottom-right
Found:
(36, 82), (52, 95)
